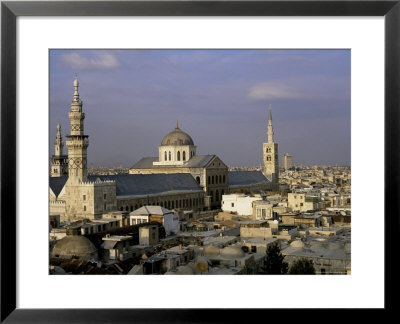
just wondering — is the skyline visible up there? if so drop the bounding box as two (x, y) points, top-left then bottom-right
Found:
(49, 49), (351, 167)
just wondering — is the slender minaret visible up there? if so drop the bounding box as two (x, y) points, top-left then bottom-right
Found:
(66, 76), (89, 183)
(50, 122), (68, 177)
(263, 104), (279, 188)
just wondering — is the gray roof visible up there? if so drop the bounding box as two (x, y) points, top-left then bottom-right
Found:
(49, 173), (203, 198)
(88, 173), (202, 197)
(228, 171), (270, 186)
(130, 155), (219, 169)
(130, 205), (173, 216)
(49, 176), (68, 196)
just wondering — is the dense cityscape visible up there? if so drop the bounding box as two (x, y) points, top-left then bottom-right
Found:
(49, 77), (351, 275)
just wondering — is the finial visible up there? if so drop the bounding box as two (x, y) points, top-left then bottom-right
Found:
(57, 121), (61, 131)
(176, 120), (179, 129)
(73, 75), (80, 102)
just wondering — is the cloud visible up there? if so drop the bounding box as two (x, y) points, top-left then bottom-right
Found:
(247, 81), (304, 100)
(61, 52), (120, 70)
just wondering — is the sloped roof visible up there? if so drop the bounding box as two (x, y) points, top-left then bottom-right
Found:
(49, 173), (202, 198)
(227, 171), (270, 186)
(88, 173), (202, 197)
(49, 176), (68, 197)
(130, 205), (173, 216)
(130, 155), (218, 169)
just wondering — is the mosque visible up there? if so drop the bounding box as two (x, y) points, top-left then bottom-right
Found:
(49, 78), (279, 222)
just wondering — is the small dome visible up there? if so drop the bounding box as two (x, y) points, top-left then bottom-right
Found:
(51, 235), (98, 261)
(220, 246), (245, 259)
(203, 245), (220, 257)
(175, 265), (194, 275)
(291, 240), (305, 248)
(161, 124), (194, 146)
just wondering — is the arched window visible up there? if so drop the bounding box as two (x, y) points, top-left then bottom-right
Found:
(219, 175), (222, 183)
(196, 176), (200, 184)
(208, 176), (211, 184)
(125, 206), (129, 211)
(216, 190), (219, 202)
(130, 206), (133, 212)
(210, 191), (214, 203)
(216, 176), (218, 184)
(212, 176), (214, 184)
(177, 151), (180, 161)
(164, 151), (167, 161)
(169, 151), (171, 161)
(223, 175), (226, 183)
(183, 151), (186, 161)
(267, 155), (271, 161)
(221, 189), (225, 196)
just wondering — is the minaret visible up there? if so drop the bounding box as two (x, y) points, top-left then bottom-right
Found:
(55, 122), (64, 156)
(50, 122), (68, 177)
(263, 104), (279, 189)
(66, 76), (89, 183)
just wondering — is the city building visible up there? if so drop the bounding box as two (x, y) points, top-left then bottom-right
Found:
(283, 153), (293, 170)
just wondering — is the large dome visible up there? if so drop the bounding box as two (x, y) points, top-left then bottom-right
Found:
(51, 235), (98, 261)
(161, 123), (194, 146)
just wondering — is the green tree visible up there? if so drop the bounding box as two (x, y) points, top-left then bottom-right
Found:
(261, 243), (288, 274)
(288, 258), (316, 274)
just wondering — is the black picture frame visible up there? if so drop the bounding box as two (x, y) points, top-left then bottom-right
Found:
(1, 0), (397, 322)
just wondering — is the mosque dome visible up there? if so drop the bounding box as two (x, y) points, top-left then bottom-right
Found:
(220, 246), (245, 259)
(51, 227), (98, 261)
(161, 122), (194, 146)
(203, 245), (220, 257)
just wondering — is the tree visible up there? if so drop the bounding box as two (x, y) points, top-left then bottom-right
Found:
(288, 258), (316, 274)
(261, 243), (288, 274)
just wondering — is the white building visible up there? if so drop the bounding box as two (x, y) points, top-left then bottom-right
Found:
(129, 206), (179, 236)
(221, 194), (262, 216)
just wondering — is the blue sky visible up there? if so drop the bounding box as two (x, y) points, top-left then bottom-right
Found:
(49, 49), (351, 167)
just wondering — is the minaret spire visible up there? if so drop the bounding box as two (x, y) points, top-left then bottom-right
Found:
(268, 104), (274, 143)
(66, 76), (88, 183)
(176, 120), (179, 129)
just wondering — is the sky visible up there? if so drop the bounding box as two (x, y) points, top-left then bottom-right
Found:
(49, 49), (351, 167)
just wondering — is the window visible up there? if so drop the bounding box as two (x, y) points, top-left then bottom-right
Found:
(216, 176), (218, 184)
(169, 151), (171, 161)
(231, 203), (234, 207)
(83, 195), (86, 201)
(215, 190), (219, 202)
(300, 203), (303, 207)
(223, 175), (226, 183)
(164, 151), (167, 161)
(83, 205), (86, 211)
(321, 268), (326, 275)
(196, 176), (200, 184)
(251, 246), (257, 253)
(219, 175), (221, 183)
(183, 151), (186, 161)
(104, 193), (107, 199)
(177, 151), (180, 161)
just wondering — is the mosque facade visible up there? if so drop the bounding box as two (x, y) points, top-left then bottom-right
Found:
(50, 78), (278, 222)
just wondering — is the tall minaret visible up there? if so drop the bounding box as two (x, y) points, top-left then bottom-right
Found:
(66, 76), (89, 183)
(50, 122), (68, 177)
(263, 104), (279, 188)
